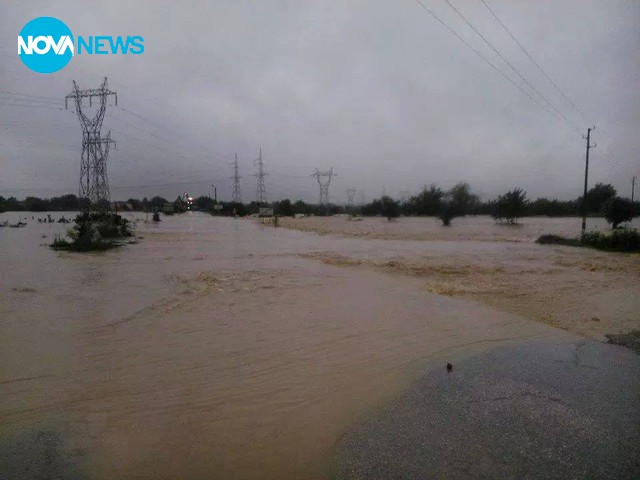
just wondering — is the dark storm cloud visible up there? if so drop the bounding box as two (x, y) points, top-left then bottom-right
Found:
(1, 0), (639, 203)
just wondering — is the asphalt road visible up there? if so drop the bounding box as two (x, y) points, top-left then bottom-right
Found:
(332, 339), (640, 479)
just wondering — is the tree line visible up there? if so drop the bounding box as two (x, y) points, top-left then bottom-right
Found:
(1, 182), (638, 227)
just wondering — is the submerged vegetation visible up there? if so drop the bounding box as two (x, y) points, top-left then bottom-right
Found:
(50, 212), (133, 252)
(536, 229), (640, 253)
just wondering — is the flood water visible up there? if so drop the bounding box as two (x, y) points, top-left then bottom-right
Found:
(0, 212), (623, 478)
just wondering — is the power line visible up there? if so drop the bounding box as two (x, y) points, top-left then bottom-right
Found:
(0, 90), (62, 103)
(411, 0), (580, 134)
(0, 100), (66, 111)
(117, 105), (232, 161)
(441, 0), (579, 132)
(479, 0), (591, 124)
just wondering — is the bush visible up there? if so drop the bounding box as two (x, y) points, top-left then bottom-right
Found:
(536, 229), (640, 252)
(535, 234), (581, 246)
(50, 212), (133, 252)
(581, 229), (640, 251)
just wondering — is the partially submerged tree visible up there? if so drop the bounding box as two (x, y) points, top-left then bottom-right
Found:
(51, 212), (133, 252)
(492, 188), (528, 224)
(602, 196), (635, 228)
(438, 202), (455, 226)
(438, 183), (479, 226)
(449, 182), (478, 216)
(380, 195), (400, 221)
(405, 184), (444, 215)
(583, 183), (616, 214)
(274, 198), (295, 217)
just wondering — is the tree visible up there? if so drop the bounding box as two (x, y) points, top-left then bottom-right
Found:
(149, 196), (168, 210)
(602, 196), (635, 228)
(406, 184), (444, 215)
(449, 182), (478, 216)
(438, 202), (455, 226)
(194, 195), (215, 211)
(492, 188), (528, 224)
(584, 183), (616, 214)
(437, 183), (479, 226)
(173, 196), (187, 213)
(293, 200), (311, 215)
(274, 199), (295, 217)
(362, 198), (383, 216)
(380, 195), (400, 220)
(23, 196), (48, 211)
(127, 198), (143, 211)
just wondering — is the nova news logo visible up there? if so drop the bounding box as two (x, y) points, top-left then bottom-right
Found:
(18, 16), (144, 74)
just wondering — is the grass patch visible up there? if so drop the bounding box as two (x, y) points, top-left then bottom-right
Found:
(536, 229), (640, 252)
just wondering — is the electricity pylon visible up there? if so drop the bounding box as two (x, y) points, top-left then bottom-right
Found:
(312, 168), (337, 211)
(230, 153), (242, 203)
(65, 77), (117, 210)
(254, 148), (268, 205)
(346, 187), (357, 208)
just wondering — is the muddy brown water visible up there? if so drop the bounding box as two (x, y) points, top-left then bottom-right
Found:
(0, 212), (634, 479)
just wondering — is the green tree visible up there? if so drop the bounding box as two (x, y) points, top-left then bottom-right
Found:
(293, 200), (311, 215)
(602, 196), (635, 228)
(23, 196), (48, 211)
(406, 184), (444, 215)
(380, 195), (400, 220)
(492, 188), (528, 224)
(584, 183), (616, 214)
(275, 199), (295, 217)
(127, 198), (143, 211)
(438, 202), (455, 226)
(449, 182), (478, 216)
(149, 196), (167, 210)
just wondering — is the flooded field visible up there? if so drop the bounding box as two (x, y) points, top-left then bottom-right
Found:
(1, 212), (638, 479)
(280, 214), (640, 242)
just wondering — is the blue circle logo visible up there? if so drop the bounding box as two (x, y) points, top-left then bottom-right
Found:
(18, 17), (74, 74)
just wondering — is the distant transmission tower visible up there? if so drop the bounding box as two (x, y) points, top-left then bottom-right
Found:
(254, 148), (268, 205)
(230, 153), (242, 203)
(65, 77), (117, 209)
(346, 187), (357, 208)
(312, 168), (337, 210)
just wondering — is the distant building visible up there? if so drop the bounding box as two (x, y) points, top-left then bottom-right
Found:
(258, 207), (274, 217)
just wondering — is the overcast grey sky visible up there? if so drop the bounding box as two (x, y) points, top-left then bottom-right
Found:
(1, 0), (639, 203)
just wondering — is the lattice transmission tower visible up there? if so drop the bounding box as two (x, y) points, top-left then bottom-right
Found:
(65, 77), (117, 209)
(230, 153), (242, 203)
(311, 168), (337, 208)
(254, 148), (268, 205)
(346, 187), (357, 208)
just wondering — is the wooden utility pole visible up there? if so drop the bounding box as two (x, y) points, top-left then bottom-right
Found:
(632, 176), (636, 203)
(581, 127), (596, 233)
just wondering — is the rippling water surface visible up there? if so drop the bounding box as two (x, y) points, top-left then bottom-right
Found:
(0, 212), (595, 478)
